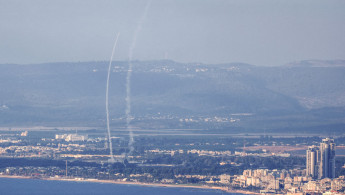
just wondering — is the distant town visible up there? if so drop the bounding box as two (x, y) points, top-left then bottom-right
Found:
(0, 128), (344, 194)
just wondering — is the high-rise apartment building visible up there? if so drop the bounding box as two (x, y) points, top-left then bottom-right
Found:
(306, 145), (320, 179)
(319, 138), (336, 179)
(306, 138), (335, 179)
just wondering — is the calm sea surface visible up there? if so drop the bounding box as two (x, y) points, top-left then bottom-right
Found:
(0, 178), (243, 195)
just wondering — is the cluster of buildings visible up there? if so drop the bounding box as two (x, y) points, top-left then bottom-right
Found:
(147, 148), (290, 158)
(0, 143), (89, 158)
(228, 168), (344, 194)
(147, 149), (233, 157)
(55, 134), (88, 142)
(0, 138), (20, 144)
(0, 145), (55, 157)
(179, 116), (239, 123)
(233, 151), (291, 157)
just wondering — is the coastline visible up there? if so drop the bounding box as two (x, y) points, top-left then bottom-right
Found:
(0, 175), (259, 195)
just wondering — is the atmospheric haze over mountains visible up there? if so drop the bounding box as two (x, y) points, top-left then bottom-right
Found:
(0, 60), (345, 133)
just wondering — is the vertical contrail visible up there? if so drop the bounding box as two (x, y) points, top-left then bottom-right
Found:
(106, 33), (120, 163)
(125, 0), (152, 158)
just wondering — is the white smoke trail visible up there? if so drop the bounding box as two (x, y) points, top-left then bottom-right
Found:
(125, 0), (152, 158)
(106, 33), (120, 163)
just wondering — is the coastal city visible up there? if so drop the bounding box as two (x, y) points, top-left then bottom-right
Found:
(0, 129), (344, 194)
(1, 0), (345, 194)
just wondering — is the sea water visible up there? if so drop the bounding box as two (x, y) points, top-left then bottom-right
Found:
(0, 178), (243, 195)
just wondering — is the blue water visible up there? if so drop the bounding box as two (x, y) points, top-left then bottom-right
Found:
(0, 178), (242, 195)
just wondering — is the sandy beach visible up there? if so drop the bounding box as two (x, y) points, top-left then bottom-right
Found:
(0, 175), (260, 194)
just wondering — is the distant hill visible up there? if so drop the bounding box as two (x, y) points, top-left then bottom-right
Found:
(286, 60), (345, 68)
(0, 60), (344, 133)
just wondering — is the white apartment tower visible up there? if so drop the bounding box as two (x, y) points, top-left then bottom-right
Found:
(306, 145), (320, 179)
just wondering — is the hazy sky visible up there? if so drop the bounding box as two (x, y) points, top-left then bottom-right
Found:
(1, 0), (345, 66)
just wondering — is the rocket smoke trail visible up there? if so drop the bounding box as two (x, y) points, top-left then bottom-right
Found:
(106, 33), (120, 163)
(125, 0), (152, 158)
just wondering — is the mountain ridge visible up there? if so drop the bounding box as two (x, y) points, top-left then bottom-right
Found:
(0, 59), (344, 132)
